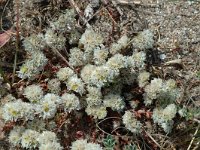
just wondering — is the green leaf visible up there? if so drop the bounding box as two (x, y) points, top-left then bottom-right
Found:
(103, 135), (116, 150)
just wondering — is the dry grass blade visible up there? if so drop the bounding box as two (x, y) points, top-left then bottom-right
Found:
(187, 124), (200, 150)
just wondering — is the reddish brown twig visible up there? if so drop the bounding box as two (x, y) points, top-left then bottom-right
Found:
(12, 0), (20, 84)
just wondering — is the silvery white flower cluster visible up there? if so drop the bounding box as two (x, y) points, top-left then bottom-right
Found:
(22, 33), (45, 53)
(8, 126), (25, 147)
(143, 78), (180, 106)
(1, 83), (81, 122)
(56, 67), (74, 81)
(61, 93), (80, 112)
(23, 84), (43, 103)
(79, 29), (104, 64)
(69, 47), (85, 67)
(93, 45), (109, 65)
(47, 78), (61, 94)
(37, 96), (58, 119)
(79, 28), (104, 52)
(85, 86), (125, 118)
(50, 9), (76, 32)
(21, 129), (40, 149)
(137, 71), (150, 88)
(18, 34), (48, 79)
(37, 131), (63, 150)
(127, 51), (146, 69)
(56, 67), (85, 95)
(2, 99), (35, 121)
(54, 27), (150, 119)
(71, 139), (102, 150)
(45, 9), (77, 50)
(132, 29), (154, 50)
(110, 35), (130, 54)
(86, 105), (107, 119)
(86, 86), (102, 106)
(9, 127), (63, 150)
(84, 86), (105, 119)
(18, 9), (77, 79)
(152, 104), (177, 133)
(103, 93), (125, 111)
(44, 29), (66, 50)
(122, 111), (142, 134)
(65, 75), (85, 95)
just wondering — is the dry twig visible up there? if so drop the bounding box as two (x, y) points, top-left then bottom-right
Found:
(144, 130), (161, 149)
(111, 0), (123, 16)
(12, 0), (20, 85)
(187, 124), (200, 150)
(97, 117), (121, 136)
(51, 48), (74, 70)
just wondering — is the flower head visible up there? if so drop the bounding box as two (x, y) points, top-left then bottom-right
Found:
(103, 93), (125, 111)
(65, 76), (85, 95)
(23, 84), (43, 103)
(39, 142), (63, 150)
(23, 34), (45, 53)
(93, 46), (108, 65)
(122, 111), (142, 134)
(132, 29), (154, 50)
(90, 66), (118, 88)
(86, 86), (102, 106)
(152, 104), (177, 133)
(110, 35), (129, 54)
(2, 100), (34, 121)
(37, 131), (58, 144)
(85, 143), (103, 150)
(44, 29), (66, 50)
(21, 129), (40, 149)
(43, 93), (61, 105)
(71, 139), (87, 150)
(127, 51), (146, 69)
(38, 100), (57, 119)
(106, 54), (127, 70)
(18, 51), (48, 79)
(50, 9), (76, 32)
(138, 71), (150, 88)
(56, 67), (74, 81)
(79, 28), (103, 51)
(86, 106), (107, 119)
(69, 47), (85, 67)
(80, 64), (96, 84)
(61, 93), (80, 112)
(71, 139), (102, 150)
(8, 126), (25, 146)
(47, 78), (61, 94)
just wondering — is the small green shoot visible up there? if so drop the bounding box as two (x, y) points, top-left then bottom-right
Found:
(103, 135), (116, 150)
